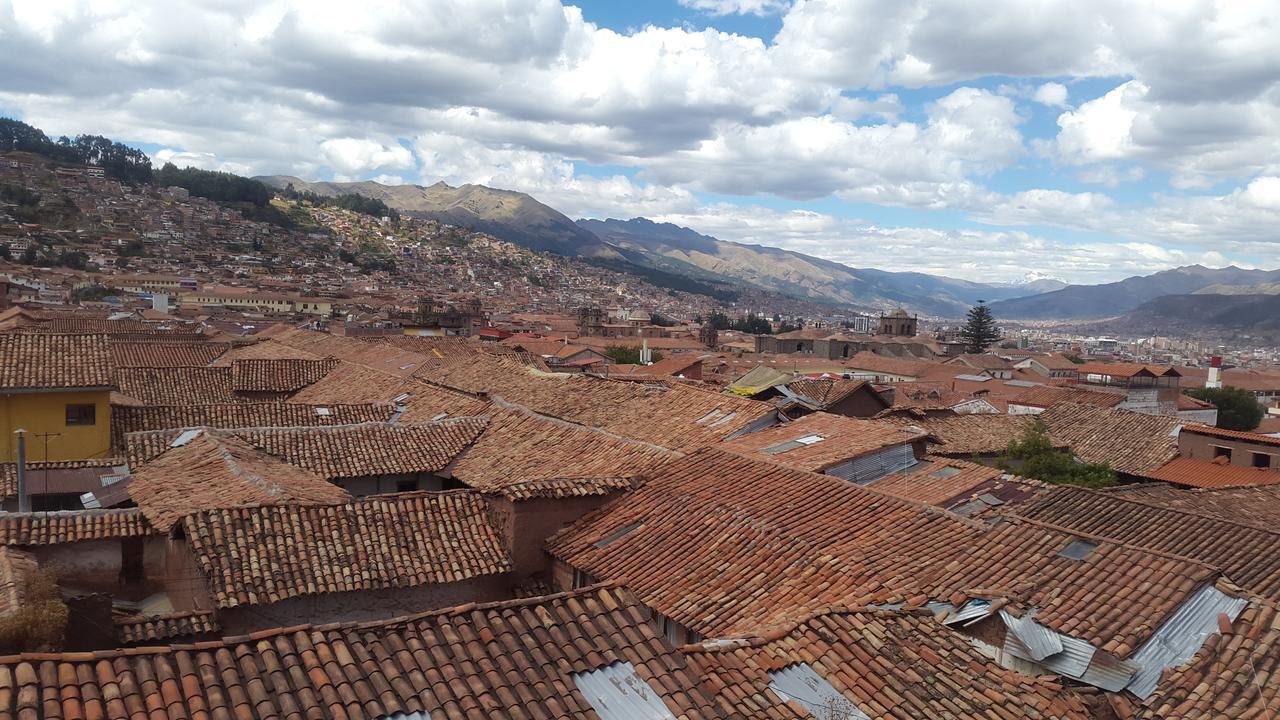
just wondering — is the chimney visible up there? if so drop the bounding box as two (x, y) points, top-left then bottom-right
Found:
(14, 428), (29, 513)
(1206, 355), (1222, 389)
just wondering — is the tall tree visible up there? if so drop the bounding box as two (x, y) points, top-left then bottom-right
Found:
(959, 301), (1001, 353)
(1185, 386), (1263, 431)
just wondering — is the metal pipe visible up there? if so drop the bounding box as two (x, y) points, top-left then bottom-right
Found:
(14, 428), (29, 513)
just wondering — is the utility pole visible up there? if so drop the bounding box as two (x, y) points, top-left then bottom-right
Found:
(30, 431), (60, 501)
(14, 429), (28, 513)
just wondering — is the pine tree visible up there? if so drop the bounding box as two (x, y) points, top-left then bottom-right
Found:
(959, 301), (1001, 353)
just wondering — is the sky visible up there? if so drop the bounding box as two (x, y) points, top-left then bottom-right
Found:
(2, 0), (1279, 284)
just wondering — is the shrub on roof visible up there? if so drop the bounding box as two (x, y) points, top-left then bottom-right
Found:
(0, 565), (68, 653)
(997, 420), (1116, 489)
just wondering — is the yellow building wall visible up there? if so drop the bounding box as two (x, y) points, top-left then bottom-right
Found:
(0, 390), (112, 463)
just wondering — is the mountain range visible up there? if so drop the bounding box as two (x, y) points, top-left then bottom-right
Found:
(257, 176), (1059, 316)
(256, 176), (617, 258)
(1089, 293), (1280, 341)
(255, 176), (1280, 328)
(988, 266), (1280, 320)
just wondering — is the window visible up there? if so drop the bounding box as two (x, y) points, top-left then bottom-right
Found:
(1213, 445), (1232, 460)
(65, 403), (96, 426)
(395, 480), (418, 493)
(592, 521), (643, 548)
(1254, 452), (1271, 469)
(1058, 538), (1098, 560)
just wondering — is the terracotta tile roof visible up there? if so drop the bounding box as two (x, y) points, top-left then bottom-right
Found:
(183, 490), (512, 608)
(1147, 456), (1280, 489)
(868, 456), (1015, 506)
(114, 610), (218, 645)
(8, 316), (203, 337)
(949, 353), (1015, 370)
(127, 419), (487, 480)
(1104, 482), (1280, 529)
(917, 517), (1217, 658)
(1180, 422), (1280, 447)
(550, 448), (1215, 655)
(0, 585), (721, 719)
(0, 333), (111, 390)
(1129, 597), (1280, 719)
(783, 377), (884, 409)
(0, 508), (153, 545)
(1029, 353), (1080, 371)
(0, 548), (37, 617)
(916, 413), (1042, 455)
(505, 339), (599, 360)
(109, 341), (230, 367)
(1039, 403), (1182, 476)
(1014, 485), (1280, 602)
(717, 412), (924, 472)
(421, 362), (776, 451)
(230, 358), (338, 392)
(684, 605), (1091, 719)
(208, 339), (322, 364)
(269, 327), (438, 377)
(128, 431), (352, 531)
(450, 409), (674, 496)
(289, 361), (489, 419)
(643, 354), (705, 377)
(1076, 362), (1181, 378)
(112, 366), (242, 404)
(1008, 384), (1125, 409)
(494, 477), (635, 501)
(886, 381), (978, 411)
(111, 402), (394, 448)
(845, 351), (937, 377)
(1176, 393), (1217, 411)
(548, 449), (978, 637)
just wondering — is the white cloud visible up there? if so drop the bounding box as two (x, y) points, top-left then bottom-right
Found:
(643, 87), (1022, 207)
(1032, 82), (1068, 107)
(652, 203), (1252, 283)
(678, 0), (790, 16)
(1055, 81), (1143, 164)
(412, 132), (696, 218)
(319, 138), (414, 176)
(2, 0), (1279, 282)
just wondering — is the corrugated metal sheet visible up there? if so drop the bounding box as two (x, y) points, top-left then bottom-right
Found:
(831, 444), (918, 485)
(1002, 619), (1139, 692)
(768, 663), (869, 720)
(572, 661), (677, 720)
(775, 386), (822, 411)
(1077, 650), (1140, 693)
(1125, 583), (1248, 699)
(924, 601), (953, 616)
(1001, 611), (1062, 661)
(947, 599), (994, 626)
(1003, 627), (1093, 678)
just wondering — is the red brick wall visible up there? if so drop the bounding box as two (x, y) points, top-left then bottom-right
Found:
(488, 493), (621, 578)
